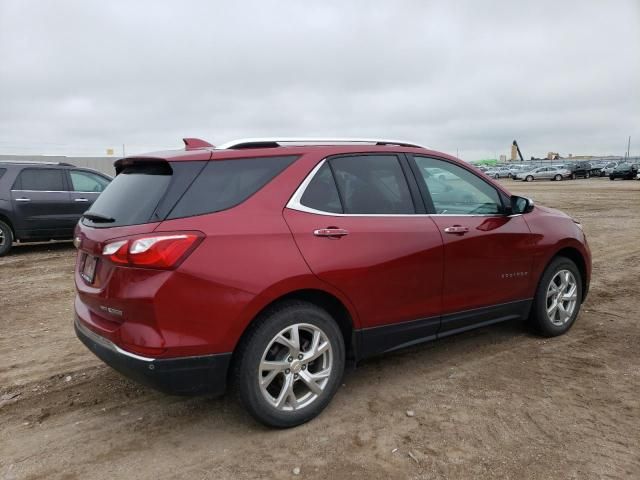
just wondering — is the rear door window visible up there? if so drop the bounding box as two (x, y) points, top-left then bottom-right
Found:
(13, 168), (66, 191)
(328, 155), (414, 214)
(167, 156), (296, 219)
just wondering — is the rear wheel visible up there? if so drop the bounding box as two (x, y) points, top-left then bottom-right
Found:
(494, 173), (499, 179)
(529, 257), (582, 337)
(585, 172), (590, 179)
(554, 174), (562, 181)
(0, 220), (13, 256)
(233, 301), (345, 428)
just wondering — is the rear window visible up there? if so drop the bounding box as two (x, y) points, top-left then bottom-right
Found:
(83, 163), (173, 228)
(167, 156), (296, 219)
(83, 156), (296, 228)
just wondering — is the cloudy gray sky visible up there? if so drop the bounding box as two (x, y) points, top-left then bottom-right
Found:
(1, 0), (638, 160)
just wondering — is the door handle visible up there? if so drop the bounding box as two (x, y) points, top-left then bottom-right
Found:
(74, 198), (89, 202)
(313, 228), (349, 238)
(15, 198), (31, 202)
(443, 225), (469, 234)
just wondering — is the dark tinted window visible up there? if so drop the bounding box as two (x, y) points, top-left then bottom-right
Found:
(300, 163), (342, 213)
(0, 168), (6, 179)
(84, 163), (172, 228)
(168, 156), (296, 219)
(14, 168), (65, 191)
(329, 155), (414, 214)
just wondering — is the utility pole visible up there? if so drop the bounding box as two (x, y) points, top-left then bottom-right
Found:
(122, 144), (126, 157)
(627, 136), (631, 159)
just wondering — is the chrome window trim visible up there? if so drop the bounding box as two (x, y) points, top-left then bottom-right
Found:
(286, 158), (503, 218)
(11, 189), (69, 193)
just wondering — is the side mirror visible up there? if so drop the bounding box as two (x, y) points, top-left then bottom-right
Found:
(510, 195), (534, 215)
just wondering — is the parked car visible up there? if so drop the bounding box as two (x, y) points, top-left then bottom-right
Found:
(484, 166), (512, 179)
(0, 161), (111, 256)
(73, 137), (591, 428)
(600, 161), (620, 177)
(513, 166), (572, 182)
(609, 163), (638, 180)
(564, 161), (597, 179)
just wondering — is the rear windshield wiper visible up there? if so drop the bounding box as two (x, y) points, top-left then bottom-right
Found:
(83, 212), (115, 223)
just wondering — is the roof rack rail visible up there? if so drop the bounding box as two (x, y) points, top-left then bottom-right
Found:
(0, 160), (75, 166)
(216, 137), (426, 150)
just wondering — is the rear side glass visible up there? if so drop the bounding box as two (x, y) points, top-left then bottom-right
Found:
(83, 163), (172, 228)
(70, 170), (110, 192)
(0, 168), (5, 179)
(167, 156), (296, 219)
(329, 155), (414, 214)
(13, 168), (66, 191)
(300, 163), (343, 214)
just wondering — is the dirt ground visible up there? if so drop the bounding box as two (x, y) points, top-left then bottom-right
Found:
(1, 178), (639, 480)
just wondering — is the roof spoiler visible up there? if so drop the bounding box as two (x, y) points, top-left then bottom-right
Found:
(183, 138), (215, 150)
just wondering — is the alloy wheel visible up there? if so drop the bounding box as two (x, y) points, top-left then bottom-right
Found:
(258, 323), (333, 411)
(546, 270), (578, 326)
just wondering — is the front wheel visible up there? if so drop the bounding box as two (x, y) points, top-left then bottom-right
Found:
(526, 175), (534, 182)
(554, 174), (562, 181)
(585, 172), (590, 179)
(233, 301), (345, 428)
(0, 220), (13, 256)
(529, 257), (582, 337)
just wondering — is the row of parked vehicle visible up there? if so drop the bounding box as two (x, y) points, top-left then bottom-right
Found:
(478, 160), (639, 182)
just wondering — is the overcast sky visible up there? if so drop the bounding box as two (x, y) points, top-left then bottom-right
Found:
(1, 1), (638, 160)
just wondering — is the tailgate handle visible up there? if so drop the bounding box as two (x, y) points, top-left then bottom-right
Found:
(74, 198), (89, 202)
(313, 228), (349, 238)
(15, 197), (31, 202)
(443, 225), (469, 234)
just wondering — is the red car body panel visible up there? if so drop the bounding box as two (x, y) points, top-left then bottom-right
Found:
(73, 142), (591, 395)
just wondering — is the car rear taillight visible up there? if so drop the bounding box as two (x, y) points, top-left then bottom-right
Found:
(101, 232), (202, 269)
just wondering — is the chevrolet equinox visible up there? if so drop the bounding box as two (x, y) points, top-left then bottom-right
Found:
(74, 137), (591, 427)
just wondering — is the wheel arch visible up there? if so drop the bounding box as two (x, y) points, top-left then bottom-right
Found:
(0, 211), (15, 239)
(231, 288), (358, 374)
(549, 247), (589, 302)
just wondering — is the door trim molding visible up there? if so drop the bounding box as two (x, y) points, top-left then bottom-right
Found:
(354, 298), (532, 361)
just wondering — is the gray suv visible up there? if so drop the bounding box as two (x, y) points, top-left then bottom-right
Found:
(0, 161), (111, 256)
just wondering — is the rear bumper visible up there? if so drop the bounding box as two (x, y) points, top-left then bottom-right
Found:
(74, 316), (232, 396)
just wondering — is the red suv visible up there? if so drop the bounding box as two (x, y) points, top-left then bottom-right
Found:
(74, 138), (591, 427)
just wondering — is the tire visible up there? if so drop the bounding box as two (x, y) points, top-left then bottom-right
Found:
(585, 172), (590, 179)
(529, 256), (582, 337)
(554, 174), (562, 181)
(233, 300), (345, 428)
(572, 173), (576, 180)
(526, 175), (534, 182)
(0, 220), (13, 256)
(609, 176), (614, 181)
(494, 174), (499, 179)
